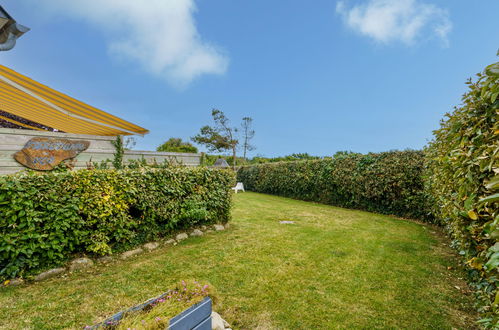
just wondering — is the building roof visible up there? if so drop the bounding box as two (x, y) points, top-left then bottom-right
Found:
(0, 65), (149, 136)
(213, 158), (230, 167)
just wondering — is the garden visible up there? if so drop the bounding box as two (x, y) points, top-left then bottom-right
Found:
(0, 40), (497, 330)
(0, 192), (478, 329)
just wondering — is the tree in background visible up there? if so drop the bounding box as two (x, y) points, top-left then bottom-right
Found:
(192, 109), (239, 168)
(157, 138), (198, 153)
(241, 117), (255, 160)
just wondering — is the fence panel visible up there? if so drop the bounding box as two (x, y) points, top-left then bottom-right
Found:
(0, 128), (200, 174)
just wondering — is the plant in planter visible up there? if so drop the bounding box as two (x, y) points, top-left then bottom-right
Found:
(88, 280), (215, 329)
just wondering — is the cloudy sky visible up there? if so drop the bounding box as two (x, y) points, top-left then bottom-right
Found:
(1, 0), (498, 156)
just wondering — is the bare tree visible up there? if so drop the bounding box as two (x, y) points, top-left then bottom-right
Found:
(241, 117), (255, 160)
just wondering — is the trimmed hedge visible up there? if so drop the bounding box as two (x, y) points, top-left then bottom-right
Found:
(0, 167), (235, 280)
(425, 61), (498, 325)
(237, 150), (430, 220)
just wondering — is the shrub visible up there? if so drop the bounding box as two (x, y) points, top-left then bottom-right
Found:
(238, 150), (430, 220)
(0, 167), (235, 280)
(425, 58), (498, 325)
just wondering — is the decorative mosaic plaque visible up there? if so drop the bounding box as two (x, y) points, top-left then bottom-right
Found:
(13, 137), (90, 170)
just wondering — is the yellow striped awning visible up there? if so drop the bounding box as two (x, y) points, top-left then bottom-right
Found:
(0, 65), (149, 136)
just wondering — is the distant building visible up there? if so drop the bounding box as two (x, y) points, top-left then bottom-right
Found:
(213, 158), (229, 168)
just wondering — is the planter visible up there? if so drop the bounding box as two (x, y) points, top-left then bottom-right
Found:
(88, 295), (212, 329)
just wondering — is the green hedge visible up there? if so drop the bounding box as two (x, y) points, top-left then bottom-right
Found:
(237, 150), (430, 220)
(425, 60), (498, 325)
(0, 167), (235, 280)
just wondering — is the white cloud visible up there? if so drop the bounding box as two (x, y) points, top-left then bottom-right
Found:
(38, 0), (228, 87)
(336, 0), (452, 46)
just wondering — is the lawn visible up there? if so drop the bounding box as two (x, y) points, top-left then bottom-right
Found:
(0, 192), (477, 329)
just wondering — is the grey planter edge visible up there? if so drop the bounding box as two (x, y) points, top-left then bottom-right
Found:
(87, 295), (212, 329)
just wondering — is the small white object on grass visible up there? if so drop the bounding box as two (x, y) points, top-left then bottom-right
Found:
(279, 221), (295, 224)
(231, 182), (245, 193)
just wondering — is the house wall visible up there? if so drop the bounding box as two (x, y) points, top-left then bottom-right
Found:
(0, 128), (200, 175)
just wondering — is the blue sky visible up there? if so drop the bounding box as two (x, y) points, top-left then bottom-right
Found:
(1, 0), (498, 157)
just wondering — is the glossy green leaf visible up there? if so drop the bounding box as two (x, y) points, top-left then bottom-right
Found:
(485, 176), (499, 191)
(479, 193), (499, 205)
(485, 62), (499, 77)
(485, 252), (499, 270)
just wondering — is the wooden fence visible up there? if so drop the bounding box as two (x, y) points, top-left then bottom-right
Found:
(0, 128), (201, 175)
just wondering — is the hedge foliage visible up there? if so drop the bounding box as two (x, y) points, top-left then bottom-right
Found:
(0, 167), (234, 280)
(237, 150), (430, 220)
(425, 59), (499, 325)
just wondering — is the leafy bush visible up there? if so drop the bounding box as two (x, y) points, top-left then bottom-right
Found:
(238, 150), (430, 220)
(425, 58), (499, 325)
(176, 197), (209, 226)
(0, 167), (234, 280)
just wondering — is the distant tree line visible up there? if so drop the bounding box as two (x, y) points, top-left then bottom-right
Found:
(156, 109), (256, 168)
(202, 151), (359, 166)
(156, 109), (363, 167)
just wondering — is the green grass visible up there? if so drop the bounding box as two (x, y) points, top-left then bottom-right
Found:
(0, 192), (477, 329)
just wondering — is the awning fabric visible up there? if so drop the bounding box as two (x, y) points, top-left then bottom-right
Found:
(0, 65), (149, 136)
(0, 113), (44, 130)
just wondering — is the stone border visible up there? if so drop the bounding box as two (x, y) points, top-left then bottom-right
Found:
(2, 223), (230, 287)
(212, 311), (232, 330)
